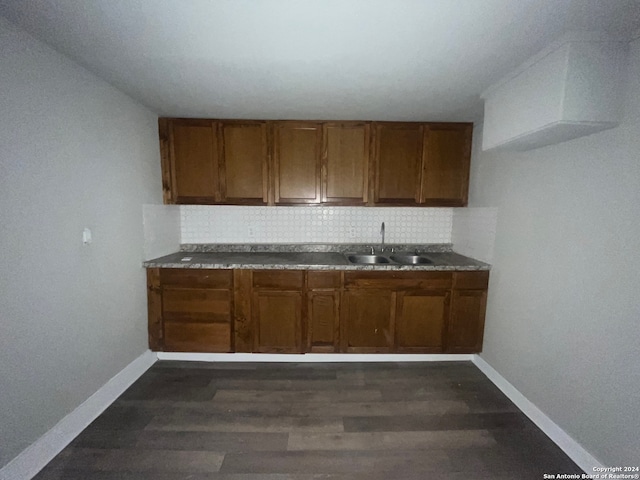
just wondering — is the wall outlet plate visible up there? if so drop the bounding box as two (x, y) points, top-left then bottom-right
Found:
(82, 227), (92, 245)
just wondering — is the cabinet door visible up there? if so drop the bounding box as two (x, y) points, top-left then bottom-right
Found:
(252, 291), (303, 353)
(421, 124), (472, 206)
(447, 289), (487, 353)
(169, 119), (219, 204)
(219, 122), (268, 204)
(147, 268), (162, 350)
(307, 291), (340, 353)
(373, 123), (423, 204)
(273, 122), (322, 204)
(322, 122), (369, 204)
(396, 290), (449, 353)
(341, 289), (394, 353)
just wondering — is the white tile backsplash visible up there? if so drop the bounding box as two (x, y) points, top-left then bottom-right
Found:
(452, 207), (498, 263)
(180, 206), (453, 244)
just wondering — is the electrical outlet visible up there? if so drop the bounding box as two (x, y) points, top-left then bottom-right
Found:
(349, 227), (357, 239)
(247, 226), (255, 238)
(82, 227), (92, 245)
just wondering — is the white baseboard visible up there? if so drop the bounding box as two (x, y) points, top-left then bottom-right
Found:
(472, 354), (604, 474)
(0, 350), (157, 480)
(156, 352), (474, 362)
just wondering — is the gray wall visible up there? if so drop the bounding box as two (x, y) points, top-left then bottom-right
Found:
(0, 17), (161, 467)
(470, 37), (640, 466)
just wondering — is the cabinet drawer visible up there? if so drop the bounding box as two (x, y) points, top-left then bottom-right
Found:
(160, 269), (232, 288)
(308, 271), (341, 289)
(163, 322), (231, 352)
(162, 288), (231, 323)
(252, 271), (304, 289)
(453, 271), (489, 290)
(344, 271), (452, 289)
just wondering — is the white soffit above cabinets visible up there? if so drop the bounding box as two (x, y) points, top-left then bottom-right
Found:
(481, 31), (629, 151)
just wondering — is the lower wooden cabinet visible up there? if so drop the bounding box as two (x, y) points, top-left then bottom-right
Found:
(307, 291), (340, 353)
(163, 322), (230, 353)
(147, 268), (489, 354)
(341, 290), (394, 353)
(306, 271), (341, 352)
(147, 268), (233, 352)
(251, 271), (304, 353)
(447, 272), (489, 353)
(252, 291), (303, 353)
(396, 290), (449, 353)
(447, 289), (487, 353)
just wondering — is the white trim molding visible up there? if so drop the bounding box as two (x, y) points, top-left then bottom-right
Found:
(0, 350), (157, 480)
(156, 352), (474, 362)
(472, 354), (605, 474)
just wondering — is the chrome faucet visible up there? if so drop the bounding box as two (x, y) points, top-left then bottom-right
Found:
(380, 222), (385, 252)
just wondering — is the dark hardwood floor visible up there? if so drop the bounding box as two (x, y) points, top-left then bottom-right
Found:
(34, 361), (583, 479)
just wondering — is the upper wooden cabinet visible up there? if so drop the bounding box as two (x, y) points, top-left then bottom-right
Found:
(322, 122), (370, 205)
(162, 119), (219, 204)
(373, 123), (424, 205)
(421, 124), (472, 206)
(373, 122), (472, 206)
(159, 118), (472, 207)
(272, 122), (322, 204)
(219, 121), (269, 204)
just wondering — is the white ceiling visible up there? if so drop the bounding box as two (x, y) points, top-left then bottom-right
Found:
(1, 0), (639, 121)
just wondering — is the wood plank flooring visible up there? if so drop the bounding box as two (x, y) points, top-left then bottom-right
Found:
(34, 361), (583, 479)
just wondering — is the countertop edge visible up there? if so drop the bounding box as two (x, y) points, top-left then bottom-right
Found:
(142, 248), (491, 271)
(142, 262), (490, 271)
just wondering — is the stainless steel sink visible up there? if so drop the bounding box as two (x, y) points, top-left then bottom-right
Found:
(389, 254), (433, 265)
(346, 254), (390, 264)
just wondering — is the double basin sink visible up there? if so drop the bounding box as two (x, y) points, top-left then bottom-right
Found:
(346, 253), (433, 265)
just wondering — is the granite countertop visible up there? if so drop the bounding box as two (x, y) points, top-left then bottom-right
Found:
(143, 244), (490, 271)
